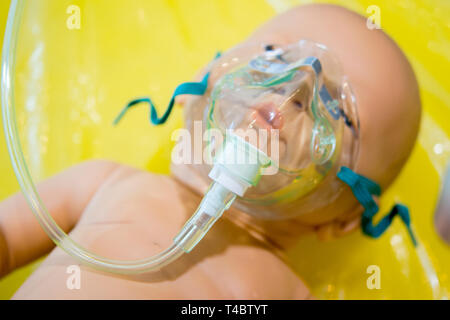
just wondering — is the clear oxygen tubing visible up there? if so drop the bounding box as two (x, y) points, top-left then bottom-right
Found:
(1, 0), (265, 275)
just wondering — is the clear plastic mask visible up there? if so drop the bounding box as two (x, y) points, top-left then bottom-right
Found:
(182, 40), (360, 219)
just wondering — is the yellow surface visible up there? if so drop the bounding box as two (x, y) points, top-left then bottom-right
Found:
(0, 0), (449, 299)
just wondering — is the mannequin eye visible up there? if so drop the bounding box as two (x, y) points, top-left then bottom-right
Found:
(293, 100), (303, 109)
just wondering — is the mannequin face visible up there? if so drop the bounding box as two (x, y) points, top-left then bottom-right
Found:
(178, 4), (421, 243)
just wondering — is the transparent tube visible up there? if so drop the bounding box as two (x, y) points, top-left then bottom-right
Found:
(2, 1), (261, 274)
(0, 0), (235, 275)
(175, 182), (236, 252)
(1, 0), (185, 275)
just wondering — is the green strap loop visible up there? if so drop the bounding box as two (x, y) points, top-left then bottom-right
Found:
(113, 72), (210, 126)
(337, 166), (417, 246)
(114, 52), (221, 126)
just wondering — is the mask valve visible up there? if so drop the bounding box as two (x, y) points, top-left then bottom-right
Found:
(174, 134), (271, 252)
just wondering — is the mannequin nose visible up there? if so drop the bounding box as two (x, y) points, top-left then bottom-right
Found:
(252, 101), (284, 130)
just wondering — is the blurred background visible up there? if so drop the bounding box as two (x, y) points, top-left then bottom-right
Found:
(0, 0), (449, 299)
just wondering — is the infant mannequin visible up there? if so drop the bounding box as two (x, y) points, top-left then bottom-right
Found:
(0, 4), (420, 299)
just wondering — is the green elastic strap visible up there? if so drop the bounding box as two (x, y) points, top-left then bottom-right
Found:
(113, 53), (221, 126)
(113, 72), (210, 125)
(337, 166), (418, 246)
